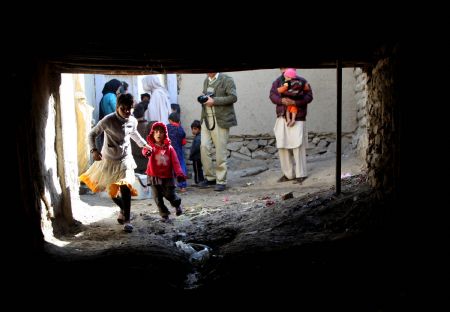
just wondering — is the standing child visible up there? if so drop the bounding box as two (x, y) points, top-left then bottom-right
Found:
(166, 112), (188, 193)
(277, 68), (305, 127)
(143, 122), (186, 222)
(80, 93), (152, 233)
(189, 120), (204, 185)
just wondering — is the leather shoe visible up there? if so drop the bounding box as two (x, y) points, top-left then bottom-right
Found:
(198, 180), (216, 188)
(293, 177), (307, 184)
(198, 180), (209, 188)
(214, 184), (226, 191)
(277, 175), (291, 182)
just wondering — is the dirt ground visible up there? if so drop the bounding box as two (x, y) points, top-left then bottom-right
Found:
(52, 151), (365, 252)
(36, 151), (411, 308)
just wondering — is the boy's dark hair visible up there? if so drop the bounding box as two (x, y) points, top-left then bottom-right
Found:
(171, 103), (181, 114)
(191, 120), (201, 129)
(168, 112), (180, 123)
(133, 103), (145, 118)
(140, 93), (150, 101)
(117, 93), (134, 107)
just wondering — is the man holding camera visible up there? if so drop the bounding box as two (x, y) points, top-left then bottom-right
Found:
(197, 72), (237, 191)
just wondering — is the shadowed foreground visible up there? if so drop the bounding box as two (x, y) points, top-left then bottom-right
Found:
(13, 175), (411, 310)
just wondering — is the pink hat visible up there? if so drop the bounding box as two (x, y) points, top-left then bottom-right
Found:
(284, 68), (297, 79)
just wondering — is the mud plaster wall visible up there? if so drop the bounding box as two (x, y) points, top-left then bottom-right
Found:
(178, 69), (357, 136)
(31, 64), (77, 239)
(14, 61), (50, 252)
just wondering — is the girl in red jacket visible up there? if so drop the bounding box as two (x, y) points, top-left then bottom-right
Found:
(143, 122), (186, 221)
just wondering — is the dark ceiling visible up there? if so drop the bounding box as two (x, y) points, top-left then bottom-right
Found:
(15, 34), (397, 74)
(7, 5), (401, 74)
(9, 22), (398, 74)
(51, 42), (395, 74)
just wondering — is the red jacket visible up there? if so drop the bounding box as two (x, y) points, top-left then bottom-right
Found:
(142, 122), (185, 178)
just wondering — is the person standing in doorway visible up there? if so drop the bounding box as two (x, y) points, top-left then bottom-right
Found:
(269, 68), (313, 184)
(197, 72), (237, 192)
(142, 75), (172, 125)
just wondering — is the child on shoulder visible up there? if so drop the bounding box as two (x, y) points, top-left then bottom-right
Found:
(277, 68), (305, 127)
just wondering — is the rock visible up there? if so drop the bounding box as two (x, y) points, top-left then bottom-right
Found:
(281, 192), (294, 200)
(240, 166), (269, 177)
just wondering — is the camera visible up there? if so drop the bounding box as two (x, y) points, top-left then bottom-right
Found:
(197, 92), (214, 104)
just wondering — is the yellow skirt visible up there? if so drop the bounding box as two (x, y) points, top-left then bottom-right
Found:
(79, 157), (138, 198)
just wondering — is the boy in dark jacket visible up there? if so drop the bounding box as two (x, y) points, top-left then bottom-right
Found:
(167, 112), (188, 192)
(189, 120), (204, 185)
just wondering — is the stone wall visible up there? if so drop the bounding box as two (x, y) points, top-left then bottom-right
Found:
(183, 132), (354, 177)
(365, 45), (399, 194)
(352, 68), (368, 159)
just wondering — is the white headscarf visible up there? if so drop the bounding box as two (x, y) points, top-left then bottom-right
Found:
(142, 75), (172, 125)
